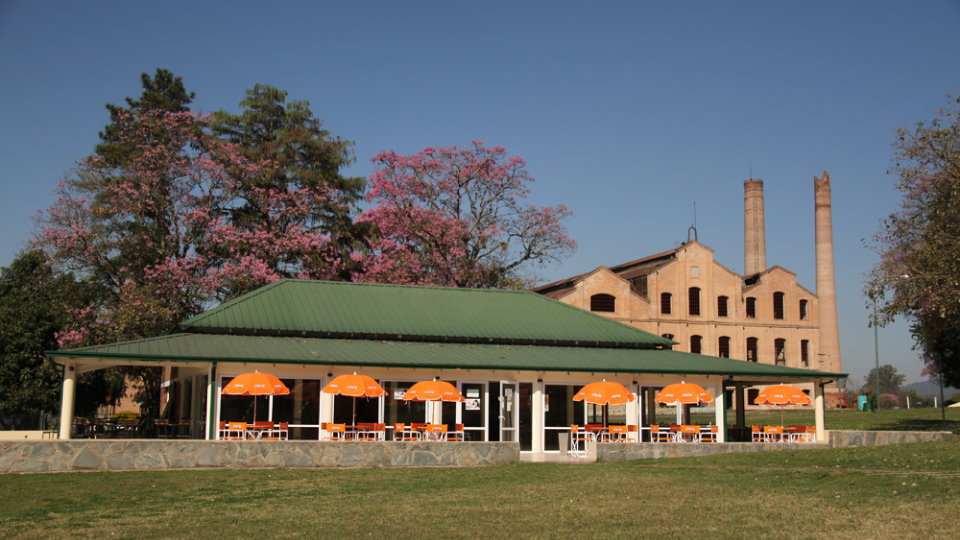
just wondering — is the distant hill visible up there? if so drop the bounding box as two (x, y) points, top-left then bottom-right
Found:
(901, 380), (959, 398)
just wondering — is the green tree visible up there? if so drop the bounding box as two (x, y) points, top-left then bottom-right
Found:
(862, 364), (907, 396)
(866, 90), (960, 387)
(210, 84), (369, 288)
(96, 68), (195, 167)
(0, 251), (120, 427)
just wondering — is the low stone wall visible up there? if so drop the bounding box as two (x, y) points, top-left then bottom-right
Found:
(829, 430), (953, 447)
(0, 440), (519, 473)
(598, 430), (954, 462)
(597, 441), (828, 461)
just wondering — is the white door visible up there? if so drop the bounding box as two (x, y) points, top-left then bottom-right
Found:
(499, 381), (518, 442)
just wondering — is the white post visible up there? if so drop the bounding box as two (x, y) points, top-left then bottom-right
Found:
(814, 380), (826, 443)
(531, 381), (543, 453)
(57, 358), (77, 440)
(907, 396), (910, 410)
(714, 387), (726, 443)
(206, 364), (217, 440)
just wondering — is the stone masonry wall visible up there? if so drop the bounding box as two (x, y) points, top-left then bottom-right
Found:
(597, 430), (953, 462)
(0, 440), (519, 473)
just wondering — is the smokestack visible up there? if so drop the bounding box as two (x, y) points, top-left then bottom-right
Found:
(815, 172), (841, 374)
(744, 179), (767, 275)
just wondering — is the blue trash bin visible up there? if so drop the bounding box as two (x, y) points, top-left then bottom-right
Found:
(857, 395), (868, 411)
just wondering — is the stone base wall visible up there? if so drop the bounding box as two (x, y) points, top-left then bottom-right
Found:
(828, 430), (953, 447)
(0, 440), (519, 473)
(597, 441), (828, 461)
(598, 430), (954, 462)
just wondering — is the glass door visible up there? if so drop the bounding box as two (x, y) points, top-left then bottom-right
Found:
(459, 382), (486, 441)
(499, 381), (518, 443)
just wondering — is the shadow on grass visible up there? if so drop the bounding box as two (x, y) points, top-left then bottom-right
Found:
(883, 418), (960, 435)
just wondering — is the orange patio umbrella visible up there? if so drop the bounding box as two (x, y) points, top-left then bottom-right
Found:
(222, 371), (290, 422)
(402, 380), (466, 402)
(322, 373), (386, 425)
(754, 384), (812, 425)
(655, 381), (713, 424)
(573, 380), (635, 427)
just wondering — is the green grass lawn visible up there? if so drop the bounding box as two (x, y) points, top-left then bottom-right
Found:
(1, 409), (958, 539)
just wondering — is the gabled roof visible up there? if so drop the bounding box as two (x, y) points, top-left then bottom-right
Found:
(53, 332), (846, 379)
(177, 279), (674, 349)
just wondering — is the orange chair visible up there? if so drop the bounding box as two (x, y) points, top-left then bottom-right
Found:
(356, 422), (377, 441)
(679, 425), (701, 443)
(426, 424), (448, 441)
(763, 425), (785, 442)
(263, 422), (288, 441)
(217, 421), (228, 439)
(446, 424), (465, 442)
(627, 424), (638, 442)
(751, 425), (764, 442)
(650, 425), (672, 443)
(327, 423), (347, 440)
(251, 421), (274, 440)
(606, 425), (628, 442)
(570, 424), (591, 457)
(393, 423), (418, 441)
(700, 425), (719, 442)
(224, 422), (248, 440)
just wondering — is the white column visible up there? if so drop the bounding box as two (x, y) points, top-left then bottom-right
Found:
(57, 358), (77, 440)
(714, 386), (726, 443)
(206, 363), (217, 440)
(814, 379), (826, 443)
(531, 381), (543, 453)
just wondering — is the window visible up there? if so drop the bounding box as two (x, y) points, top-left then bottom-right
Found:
(631, 276), (648, 298)
(718, 336), (730, 358)
(717, 296), (728, 317)
(801, 340), (809, 367)
(799, 299), (808, 320)
(746, 337), (758, 362)
(746, 297), (757, 318)
(590, 294), (616, 313)
(690, 335), (702, 354)
(748, 389), (760, 405)
(775, 338), (786, 366)
(688, 287), (701, 316)
(773, 292), (785, 320)
(691, 266), (699, 278)
(661, 292), (672, 315)
(662, 334), (674, 350)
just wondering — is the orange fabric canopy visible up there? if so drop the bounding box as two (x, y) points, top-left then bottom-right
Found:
(572, 380), (635, 405)
(321, 373), (385, 398)
(655, 382), (713, 406)
(402, 380), (465, 402)
(221, 371), (290, 396)
(754, 385), (812, 405)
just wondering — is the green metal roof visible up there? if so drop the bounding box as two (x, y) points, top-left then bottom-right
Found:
(177, 279), (674, 349)
(53, 333), (845, 379)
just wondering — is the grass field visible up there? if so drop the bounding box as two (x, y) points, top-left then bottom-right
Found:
(1, 408), (958, 539)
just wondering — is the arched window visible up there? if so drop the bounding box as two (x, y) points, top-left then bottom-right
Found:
(746, 337), (758, 362)
(746, 297), (757, 318)
(690, 335), (702, 354)
(801, 340), (809, 367)
(717, 296), (728, 317)
(773, 292), (785, 320)
(775, 338), (786, 365)
(590, 294), (616, 313)
(688, 287), (701, 316)
(799, 299), (808, 320)
(660, 292), (672, 315)
(662, 333), (674, 350)
(718, 336), (730, 358)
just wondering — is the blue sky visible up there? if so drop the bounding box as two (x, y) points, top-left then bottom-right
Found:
(2, 1), (959, 386)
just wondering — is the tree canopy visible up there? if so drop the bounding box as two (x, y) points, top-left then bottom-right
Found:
(358, 141), (576, 288)
(866, 91), (960, 387)
(862, 364), (906, 396)
(210, 84), (369, 288)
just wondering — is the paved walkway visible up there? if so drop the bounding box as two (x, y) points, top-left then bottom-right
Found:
(520, 452), (594, 463)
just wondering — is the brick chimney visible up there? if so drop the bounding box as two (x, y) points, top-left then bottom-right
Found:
(744, 179), (767, 275)
(815, 172), (841, 374)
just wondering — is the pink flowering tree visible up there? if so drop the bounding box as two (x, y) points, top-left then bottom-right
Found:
(357, 142), (575, 287)
(865, 91), (960, 386)
(35, 109), (353, 344)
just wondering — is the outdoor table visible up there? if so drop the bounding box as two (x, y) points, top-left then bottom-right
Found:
(677, 425), (701, 443)
(424, 424), (448, 441)
(763, 425), (786, 442)
(600, 425), (628, 442)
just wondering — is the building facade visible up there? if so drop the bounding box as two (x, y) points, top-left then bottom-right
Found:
(534, 175), (843, 404)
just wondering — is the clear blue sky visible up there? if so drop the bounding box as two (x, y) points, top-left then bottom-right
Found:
(2, 1), (959, 386)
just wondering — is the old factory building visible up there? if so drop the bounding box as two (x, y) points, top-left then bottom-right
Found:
(534, 174), (843, 403)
